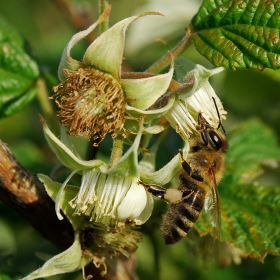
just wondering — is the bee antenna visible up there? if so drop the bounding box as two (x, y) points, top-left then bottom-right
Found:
(212, 97), (227, 135)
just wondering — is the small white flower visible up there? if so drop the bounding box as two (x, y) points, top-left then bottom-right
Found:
(26, 116), (153, 280)
(164, 65), (227, 141)
(39, 116), (153, 227)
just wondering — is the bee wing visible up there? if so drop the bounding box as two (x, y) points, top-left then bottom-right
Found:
(204, 188), (216, 226)
(204, 169), (221, 239)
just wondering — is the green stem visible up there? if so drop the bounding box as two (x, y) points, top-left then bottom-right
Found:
(109, 138), (123, 166)
(145, 31), (193, 74)
(98, 0), (109, 34)
(36, 78), (59, 134)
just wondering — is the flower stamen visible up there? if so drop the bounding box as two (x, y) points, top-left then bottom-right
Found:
(52, 68), (125, 146)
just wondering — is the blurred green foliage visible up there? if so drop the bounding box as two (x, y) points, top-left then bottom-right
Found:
(0, 1), (279, 280)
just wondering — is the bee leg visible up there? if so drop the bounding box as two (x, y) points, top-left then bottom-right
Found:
(139, 181), (166, 199)
(179, 149), (204, 182)
(179, 149), (191, 175)
(182, 160), (191, 174)
(139, 181), (185, 204)
(190, 170), (204, 182)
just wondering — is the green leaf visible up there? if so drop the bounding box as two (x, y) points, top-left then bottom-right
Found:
(227, 118), (280, 184)
(195, 119), (280, 260)
(219, 183), (280, 260)
(190, 0), (280, 70)
(0, 16), (39, 118)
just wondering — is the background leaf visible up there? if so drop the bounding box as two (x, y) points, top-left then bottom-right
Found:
(196, 119), (280, 260)
(190, 0), (280, 70)
(0, 15), (39, 118)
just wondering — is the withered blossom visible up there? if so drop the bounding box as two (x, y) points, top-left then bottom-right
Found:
(52, 68), (125, 144)
(51, 7), (174, 146)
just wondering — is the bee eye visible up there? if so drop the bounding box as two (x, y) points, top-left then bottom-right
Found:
(209, 130), (223, 149)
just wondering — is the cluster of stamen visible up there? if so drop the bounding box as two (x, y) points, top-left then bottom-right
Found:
(52, 68), (125, 146)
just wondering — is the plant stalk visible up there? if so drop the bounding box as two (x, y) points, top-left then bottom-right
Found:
(99, 0), (109, 34)
(146, 31), (193, 74)
(109, 137), (123, 167)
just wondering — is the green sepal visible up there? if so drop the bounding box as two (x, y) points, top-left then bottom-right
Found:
(143, 124), (165, 135)
(121, 65), (174, 110)
(140, 143), (189, 185)
(84, 15), (138, 78)
(84, 12), (164, 80)
(38, 174), (85, 229)
(20, 233), (85, 280)
(139, 129), (169, 173)
(58, 8), (110, 81)
(40, 116), (104, 170)
(125, 95), (175, 122)
(179, 65), (224, 99)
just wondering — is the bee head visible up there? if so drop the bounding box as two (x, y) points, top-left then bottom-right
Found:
(197, 100), (228, 152)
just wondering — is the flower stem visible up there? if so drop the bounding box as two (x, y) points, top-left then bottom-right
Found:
(109, 137), (123, 167)
(98, 0), (109, 34)
(36, 78), (59, 134)
(145, 31), (193, 74)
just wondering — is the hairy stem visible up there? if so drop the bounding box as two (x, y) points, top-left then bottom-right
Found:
(99, 0), (110, 34)
(36, 78), (60, 134)
(109, 138), (123, 167)
(146, 32), (193, 74)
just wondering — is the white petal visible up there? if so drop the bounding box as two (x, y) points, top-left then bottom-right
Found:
(164, 98), (197, 141)
(186, 80), (227, 128)
(134, 192), (154, 225)
(117, 180), (147, 220)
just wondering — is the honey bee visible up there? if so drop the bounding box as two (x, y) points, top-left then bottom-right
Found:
(140, 111), (228, 245)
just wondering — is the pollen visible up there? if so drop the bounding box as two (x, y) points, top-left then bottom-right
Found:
(52, 68), (125, 146)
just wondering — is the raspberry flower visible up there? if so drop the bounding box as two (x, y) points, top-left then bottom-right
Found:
(52, 7), (174, 146)
(41, 116), (153, 227)
(123, 65), (227, 142)
(163, 65), (227, 141)
(21, 116), (153, 280)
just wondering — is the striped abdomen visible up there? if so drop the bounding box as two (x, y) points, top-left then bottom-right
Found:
(161, 183), (206, 245)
